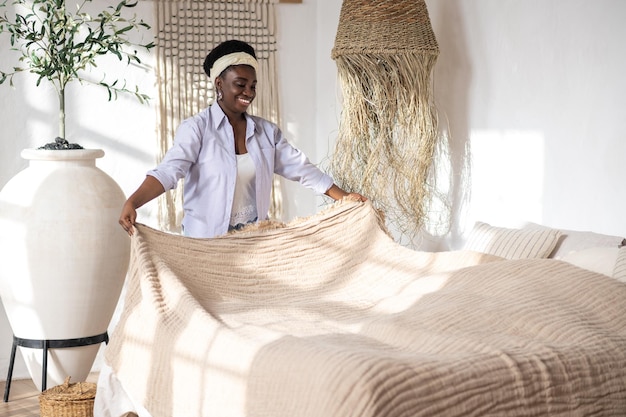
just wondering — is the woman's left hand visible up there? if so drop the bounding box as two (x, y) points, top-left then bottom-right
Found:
(325, 184), (367, 202)
(346, 192), (367, 202)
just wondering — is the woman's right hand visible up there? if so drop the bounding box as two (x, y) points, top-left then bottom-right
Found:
(118, 176), (167, 236)
(119, 200), (138, 236)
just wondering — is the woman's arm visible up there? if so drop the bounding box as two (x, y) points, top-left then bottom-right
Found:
(119, 175), (166, 235)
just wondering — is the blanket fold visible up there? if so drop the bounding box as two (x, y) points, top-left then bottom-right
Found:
(105, 200), (626, 417)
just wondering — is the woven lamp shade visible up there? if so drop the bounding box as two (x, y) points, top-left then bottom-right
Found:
(332, 0), (439, 58)
(329, 0), (446, 238)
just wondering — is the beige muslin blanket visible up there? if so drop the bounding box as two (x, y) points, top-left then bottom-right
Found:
(105, 200), (626, 417)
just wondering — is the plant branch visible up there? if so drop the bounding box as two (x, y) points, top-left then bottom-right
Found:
(0, 0), (155, 141)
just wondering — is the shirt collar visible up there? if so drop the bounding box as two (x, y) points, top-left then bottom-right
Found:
(210, 101), (228, 130)
(209, 101), (256, 137)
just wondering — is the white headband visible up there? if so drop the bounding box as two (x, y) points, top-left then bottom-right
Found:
(209, 52), (258, 82)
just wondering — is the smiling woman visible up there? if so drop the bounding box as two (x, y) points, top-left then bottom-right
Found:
(118, 39), (364, 240)
(152, 0), (284, 231)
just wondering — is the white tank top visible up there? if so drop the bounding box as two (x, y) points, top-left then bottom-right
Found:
(229, 153), (257, 230)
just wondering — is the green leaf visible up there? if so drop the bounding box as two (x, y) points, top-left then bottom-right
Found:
(115, 24), (133, 35)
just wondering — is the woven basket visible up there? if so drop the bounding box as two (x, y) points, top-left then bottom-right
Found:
(39, 376), (96, 417)
(332, 0), (439, 58)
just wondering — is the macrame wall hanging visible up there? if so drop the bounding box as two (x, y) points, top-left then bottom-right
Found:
(154, 0), (282, 233)
(330, 0), (449, 239)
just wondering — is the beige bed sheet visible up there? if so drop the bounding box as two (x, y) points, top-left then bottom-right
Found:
(104, 200), (626, 417)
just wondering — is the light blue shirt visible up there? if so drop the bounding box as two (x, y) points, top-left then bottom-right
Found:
(147, 103), (334, 238)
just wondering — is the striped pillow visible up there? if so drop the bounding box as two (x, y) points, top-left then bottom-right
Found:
(464, 222), (562, 260)
(613, 246), (626, 283)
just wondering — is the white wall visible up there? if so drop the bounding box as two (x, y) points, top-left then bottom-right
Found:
(1, 0), (625, 381)
(426, 0), (626, 247)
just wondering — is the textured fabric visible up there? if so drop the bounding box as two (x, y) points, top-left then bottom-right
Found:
(464, 221), (561, 260)
(104, 200), (626, 417)
(209, 52), (259, 82)
(147, 102), (333, 238)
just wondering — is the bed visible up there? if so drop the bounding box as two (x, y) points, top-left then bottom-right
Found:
(94, 199), (626, 417)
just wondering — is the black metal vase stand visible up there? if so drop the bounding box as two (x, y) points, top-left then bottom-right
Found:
(3, 332), (108, 402)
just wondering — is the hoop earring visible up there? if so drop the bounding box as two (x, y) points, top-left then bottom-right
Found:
(217, 90), (223, 101)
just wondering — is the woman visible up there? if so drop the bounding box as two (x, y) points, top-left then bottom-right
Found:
(119, 39), (365, 238)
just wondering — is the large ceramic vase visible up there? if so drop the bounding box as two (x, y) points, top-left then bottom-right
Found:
(0, 148), (130, 390)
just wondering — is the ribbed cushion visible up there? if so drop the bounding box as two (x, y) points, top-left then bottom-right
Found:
(464, 222), (561, 260)
(613, 246), (626, 283)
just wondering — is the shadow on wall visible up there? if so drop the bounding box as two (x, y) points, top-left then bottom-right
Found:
(431, 0), (473, 250)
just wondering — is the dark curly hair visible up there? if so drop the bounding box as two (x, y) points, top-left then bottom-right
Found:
(203, 40), (257, 78)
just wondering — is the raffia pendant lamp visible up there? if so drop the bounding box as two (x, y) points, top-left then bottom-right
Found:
(330, 0), (441, 237)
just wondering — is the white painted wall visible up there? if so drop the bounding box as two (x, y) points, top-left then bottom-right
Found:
(427, 0), (626, 248)
(1, 0), (625, 381)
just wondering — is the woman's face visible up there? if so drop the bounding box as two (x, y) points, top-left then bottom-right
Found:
(216, 65), (257, 116)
